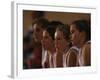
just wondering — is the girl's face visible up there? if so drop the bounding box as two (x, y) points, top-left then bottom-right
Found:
(55, 30), (68, 52)
(42, 30), (52, 50)
(70, 24), (82, 47)
(33, 24), (43, 42)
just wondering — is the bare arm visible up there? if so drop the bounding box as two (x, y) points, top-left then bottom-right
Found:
(67, 50), (77, 67)
(82, 44), (91, 66)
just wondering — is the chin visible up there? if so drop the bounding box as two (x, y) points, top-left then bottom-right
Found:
(71, 42), (75, 45)
(44, 47), (47, 50)
(56, 48), (59, 51)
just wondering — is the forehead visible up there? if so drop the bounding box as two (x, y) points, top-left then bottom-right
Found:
(43, 30), (49, 36)
(70, 24), (77, 31)
(33, 23), (41, 29)
(55, 30), (63, 38)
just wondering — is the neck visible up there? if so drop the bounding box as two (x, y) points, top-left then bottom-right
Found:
(48, 43), (55, 54)
(56, 46), (69, 55)
(77, 40), (86, 48)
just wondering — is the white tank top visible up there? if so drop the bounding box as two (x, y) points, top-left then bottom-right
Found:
(66, 46), (80, 67)
(62, 48), (70, 67)
(42, 50), (47, 68)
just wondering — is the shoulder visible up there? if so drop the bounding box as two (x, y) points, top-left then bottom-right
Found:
(82, 41), (91, 52)
(68, 46), (79, 55)
(66, 47), (79, 60)
(81, 41), (91, 66)
(81, 41), (91, 58)
(66, 47), (78, 67)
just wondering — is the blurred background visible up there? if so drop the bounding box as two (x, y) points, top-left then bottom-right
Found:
(23, 10), (90, 34)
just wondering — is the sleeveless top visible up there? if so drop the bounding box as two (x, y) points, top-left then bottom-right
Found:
(53, 53), (57, 68)
(63, 48), (70, 67)
(42, 50), (47, 68)
(65, 46), (80, 67)
(48, 52), (57, 68)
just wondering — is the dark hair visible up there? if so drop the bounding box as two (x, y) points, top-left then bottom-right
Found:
(46, 21), (63, 40)
(32, 11), (45, 19)
(56, 24), (70, 40)
(32, 18), (49, 29)
(23, 34), (34, 53)
(23, 34), (32, 44)
(71, 19), (90, 41)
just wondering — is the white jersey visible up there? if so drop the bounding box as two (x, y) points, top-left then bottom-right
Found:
(65, 46), (80, 67)
(63, 53), (68, 67)
(42, 49), (47, 68)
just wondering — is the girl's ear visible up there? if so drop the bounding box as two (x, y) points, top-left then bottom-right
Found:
(80, 31), (86, 42)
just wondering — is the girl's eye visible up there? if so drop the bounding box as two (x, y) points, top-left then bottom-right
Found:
(71, 30), (74, 34)
(57, 38), (60, 40)
(57, 38), (62, 40)
(35, 28), (41, 32)
(43, 36), (48, 39)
